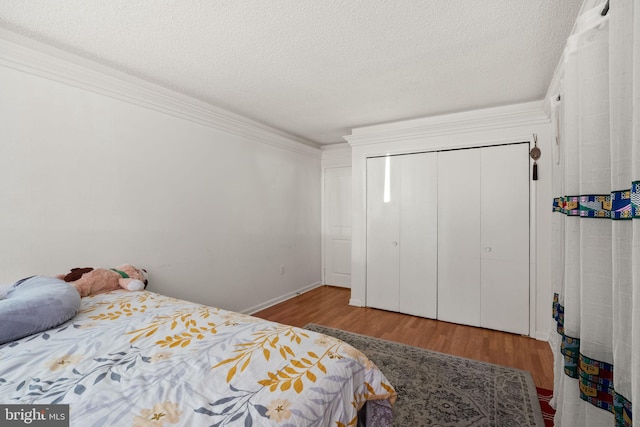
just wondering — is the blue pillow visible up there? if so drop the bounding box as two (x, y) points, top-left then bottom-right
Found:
(0, 276), (81, 345)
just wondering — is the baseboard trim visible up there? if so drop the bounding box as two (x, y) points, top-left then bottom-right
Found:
(243, 282), (322, 315)
(532, 330), (551, 342)
(348, 298), (364, 307)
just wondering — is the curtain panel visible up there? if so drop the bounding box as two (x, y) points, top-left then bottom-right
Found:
(550, 1), (639, 426)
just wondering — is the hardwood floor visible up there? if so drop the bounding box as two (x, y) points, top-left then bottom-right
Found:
(254, 285), (554, 390)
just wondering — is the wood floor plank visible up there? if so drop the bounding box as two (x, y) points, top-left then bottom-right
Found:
(254, 285), (554, 390)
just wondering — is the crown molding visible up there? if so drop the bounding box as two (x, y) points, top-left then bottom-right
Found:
(321, 143), (352, 168)
(0, 28), (321, 159)
(321, 143), (351, 160)
(344, 101), (549, 147)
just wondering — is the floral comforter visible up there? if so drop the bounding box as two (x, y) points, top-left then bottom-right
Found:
(0, 290), (395, 426)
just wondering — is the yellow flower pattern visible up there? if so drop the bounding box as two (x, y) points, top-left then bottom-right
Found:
(213, 326), (383, 398)
(266, 399), (292, 422)
(46, 354), (82, 371)
(132, 401), (182, 427)
(212, 326), (308, 383)
(150, 352), (172, 363)
(80, 292), (154, 318)
(1, 290), (395, 427)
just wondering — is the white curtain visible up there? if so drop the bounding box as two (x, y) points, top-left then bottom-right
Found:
(550, 1), (638, 426)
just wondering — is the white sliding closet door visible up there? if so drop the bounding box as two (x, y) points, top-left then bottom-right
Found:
(480, 144), (530, 335)
(366, 153), (438, 318)
(437, 149), (482, 327)
(367, 144), (529, 333)
(438, 143), (530, 334)
(399, 153), (438, 318)
(366, 156), (400, 312)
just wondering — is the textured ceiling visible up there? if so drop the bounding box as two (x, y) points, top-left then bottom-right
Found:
(0, 0), (583, 145)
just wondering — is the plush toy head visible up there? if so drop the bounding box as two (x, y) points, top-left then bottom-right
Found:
(114, 264), (148, 286)
(57, 264), (148, 297)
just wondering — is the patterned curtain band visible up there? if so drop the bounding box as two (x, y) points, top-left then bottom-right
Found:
(553, 195), (610, 217)
(611, 189), (633, 219)
(615, 393), (633, 427)
(552, 294), (633, 426)
(553, 294), (580, 377)
(633, 181), (640, 217)
(553, 181), (640, 219)
(552, 293), (564, 335)
(579, 354), (614, 412)
(552, 293), (566, 339)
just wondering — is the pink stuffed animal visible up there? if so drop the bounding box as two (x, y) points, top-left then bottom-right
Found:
(57, 264), (148, 297)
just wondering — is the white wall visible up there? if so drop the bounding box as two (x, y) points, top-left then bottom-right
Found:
(345, 102), (555, 340)
(0, 32), (321, 313)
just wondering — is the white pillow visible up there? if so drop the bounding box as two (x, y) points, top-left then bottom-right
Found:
(0, 283), (12, 300)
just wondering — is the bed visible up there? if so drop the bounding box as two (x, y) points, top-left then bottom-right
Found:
(0, 284), (396, 426)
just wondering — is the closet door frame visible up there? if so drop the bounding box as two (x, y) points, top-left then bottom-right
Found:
(365, 142), (531, 333)
(351, 130), (543, 338)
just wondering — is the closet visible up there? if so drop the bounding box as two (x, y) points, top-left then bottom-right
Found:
(366, 152), (438, 318)
(365, 143), (530, 335)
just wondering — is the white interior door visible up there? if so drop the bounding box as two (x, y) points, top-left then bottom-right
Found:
(437, 148), (482, 327)
(366, 156), (400, 311)
(480, 144), (530, 334)
(399, 153), (438, 318)
(324, 166), (352, 288)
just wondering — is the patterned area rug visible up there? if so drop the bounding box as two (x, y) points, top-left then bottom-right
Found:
(536, 387), (555, 426)
(304, 324), (545, 427)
